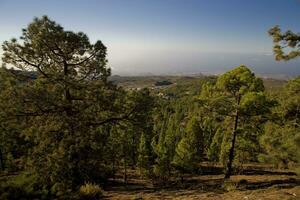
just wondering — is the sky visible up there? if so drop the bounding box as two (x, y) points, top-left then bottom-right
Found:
(0, 0), (299, 77)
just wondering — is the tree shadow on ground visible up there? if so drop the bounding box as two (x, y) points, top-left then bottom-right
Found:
(200, 165), (297, 176)
(242, 178), (300, 190)
(242, 169), (297, 176)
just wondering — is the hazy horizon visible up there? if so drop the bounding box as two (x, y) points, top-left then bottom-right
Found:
(0, 0), (299, 77)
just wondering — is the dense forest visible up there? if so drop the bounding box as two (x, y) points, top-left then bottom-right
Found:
(0, 16), (299, 199)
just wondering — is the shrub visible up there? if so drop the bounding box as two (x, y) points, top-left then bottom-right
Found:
(222, 180), (237, 192)
(79, 183), (103, 200)
(0, 173), (50, 200)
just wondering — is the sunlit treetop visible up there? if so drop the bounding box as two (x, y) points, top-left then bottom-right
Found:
(216, 65), (264, 97)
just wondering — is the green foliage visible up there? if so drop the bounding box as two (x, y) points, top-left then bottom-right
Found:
(200, 65), (273, 178)
(0, 184), (43, 200)
(280, 76), (300, 123)
(207, 128), (223, 162)
(259, 76), (300, 169)
(268, 26), (300, 61)
(154, 80), (173, 86)
(1, 16), (114, 188)
(153, 128), (172, 180)
(172, 117), (203, 176)
(259, 122), (299, 168)
(219, 130), (232, 166)
(222, 180), (237, 192)
(172, 137), (198, 175)
(185, 116), (204, 157)
(0, 173), (52, 200)
(216, 65), (264, 96)
(240, 92), (275, 116)
(137, 133), (151, 175)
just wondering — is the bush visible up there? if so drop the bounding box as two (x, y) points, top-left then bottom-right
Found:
(79, 183), (103, 200)
(0, 173), (51, 200)
(0, 183), (48, 200)
(222, 180), (237, 192)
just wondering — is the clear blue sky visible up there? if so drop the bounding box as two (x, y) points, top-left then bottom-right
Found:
(0, 0), (300, 77)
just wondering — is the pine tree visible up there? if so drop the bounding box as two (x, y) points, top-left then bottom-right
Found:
(1, 16), (152, 190)
(153, 127), (171, 181)
(268, 26), (300, 61)
(185, 116), (204, 158)
(200, 65), (274, 179)
(259, 76), (300, 169)
(172, 130), (200, 181)
(137, 133), (151, 175)
(207, 128), (223, 163)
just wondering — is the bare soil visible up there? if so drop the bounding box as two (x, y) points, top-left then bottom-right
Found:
(103, 167), (300, 200)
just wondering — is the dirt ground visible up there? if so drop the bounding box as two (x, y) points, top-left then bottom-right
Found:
(105, 186), (300, 200)
(103, 168), (300, 200)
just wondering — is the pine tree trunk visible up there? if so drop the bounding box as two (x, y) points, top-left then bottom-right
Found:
(124, 159), (127, 184)
(181, 174), (184, 183)
(0, 148), (4, 171)
(112, 158), (116, 180)
(224, 109), (239, 179)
